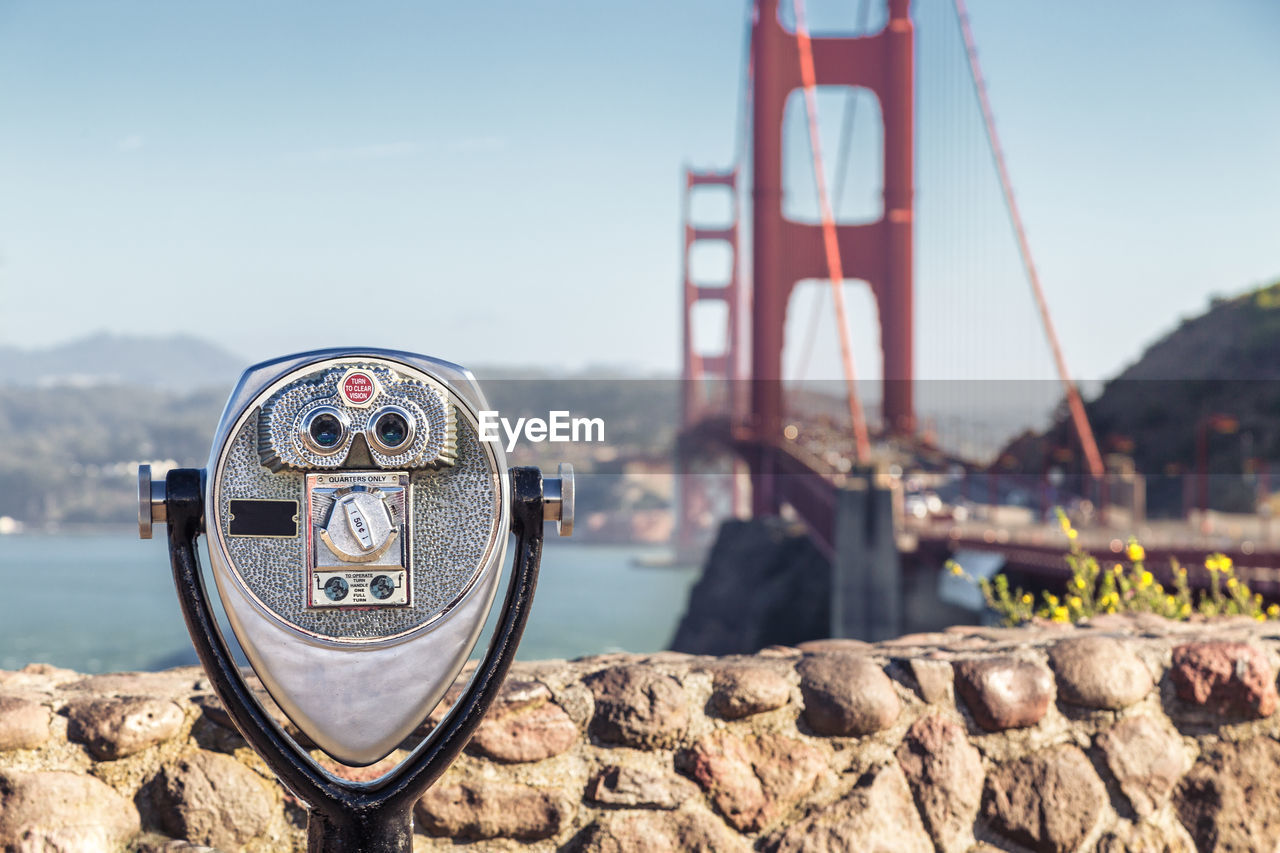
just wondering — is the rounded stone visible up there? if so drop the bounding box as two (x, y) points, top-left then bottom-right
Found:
(585, 665), (690, 749)
(710, 666), (791, 719)
(66, 696), (186, 760)
(1170, 641), (1277, 719)
(1049, 636), (1153, 710)
(954, 657), (1054, 731)
(797, 654), (900, 736)
(0, 695), (52, 751)
(0, 769), (140, 851)
(153, 749), (275, 850)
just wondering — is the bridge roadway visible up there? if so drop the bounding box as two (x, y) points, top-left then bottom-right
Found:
(705, 419), (1280, 596)
(910, 518), (1280, 596)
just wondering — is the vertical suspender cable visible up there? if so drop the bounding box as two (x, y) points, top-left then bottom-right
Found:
(951, 0), (1104, 481)
(793, 0), (872, 461)
(794, 0), (871, 385)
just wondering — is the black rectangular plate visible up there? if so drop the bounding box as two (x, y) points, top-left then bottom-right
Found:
(228, 499), (299, 538)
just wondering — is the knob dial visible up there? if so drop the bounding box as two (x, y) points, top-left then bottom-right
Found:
(319, 489), (398, 562)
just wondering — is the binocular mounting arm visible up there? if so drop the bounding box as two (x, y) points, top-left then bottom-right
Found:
(154, 464), (559, 853)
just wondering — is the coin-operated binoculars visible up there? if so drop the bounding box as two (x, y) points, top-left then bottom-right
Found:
(138, 349), (572, 852)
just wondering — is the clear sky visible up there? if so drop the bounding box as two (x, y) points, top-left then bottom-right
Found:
(0, 0), (1277, 384)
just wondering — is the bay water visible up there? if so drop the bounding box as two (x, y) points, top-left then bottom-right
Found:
(0, 533), (699, 674)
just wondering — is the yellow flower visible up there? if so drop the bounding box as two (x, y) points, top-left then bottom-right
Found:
(949, 562), (964, 577)
(1206, 554), (1233, 573)
(1227, 577), (1238, 589)
(1058, 513), (1073, 534)
(1179, 602), (1191, 617)
(1052, 606), (1070, 623)
(1138, 571), (1153, 589)
(1074, 577), (1086, 591)
(1021, 593), (1033, 605)
(1046, 594), (1059, 607)
(1067, 529), (1078, 540)
(1257, 613), (1267, 622)
(1127, 542), (1145, 562)
(1113, 564), (1123, 575)
(1068, 596), (1082, 609)
(1166, 595), (1176, 608)
(1268, 604), (1279, 619)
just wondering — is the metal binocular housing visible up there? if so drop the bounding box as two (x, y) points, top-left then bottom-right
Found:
(138, 348), (573, 852)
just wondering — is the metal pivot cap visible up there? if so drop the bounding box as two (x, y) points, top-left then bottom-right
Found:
(543, 462), (574, 537)
(137, 464), (167, 539)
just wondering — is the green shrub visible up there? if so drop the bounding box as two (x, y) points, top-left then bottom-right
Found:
(948, 509), (1276, 625)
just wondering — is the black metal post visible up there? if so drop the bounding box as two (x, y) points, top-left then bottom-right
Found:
(164, 466), (545, 853)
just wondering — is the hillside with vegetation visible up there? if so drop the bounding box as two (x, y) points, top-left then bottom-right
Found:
(1003, 280), (1280, 515)
(0, 335), (677, 529)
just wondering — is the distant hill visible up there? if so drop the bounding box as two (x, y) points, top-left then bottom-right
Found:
(0, 333), (245, 390)
(0, 333), (679, 528)
(1002, 279), (1280, 515)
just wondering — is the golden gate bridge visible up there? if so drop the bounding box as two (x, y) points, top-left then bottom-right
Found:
(673, 0), (1280, 635)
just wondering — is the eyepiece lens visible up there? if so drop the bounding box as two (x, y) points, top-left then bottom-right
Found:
(310, 413), (344, 448)
(375, 412), (409, 449)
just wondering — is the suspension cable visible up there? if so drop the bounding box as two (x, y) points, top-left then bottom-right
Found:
(951, 0), (1104, 481)
(793, 0), (871, 462)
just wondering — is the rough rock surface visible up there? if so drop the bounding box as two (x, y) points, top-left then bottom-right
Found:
(669, 518), (830, 655)
(585, 765), (698, 810)
(66, 695), (185, 760)
(467, 681), (578, 763)
(1169, 641), (1278, 718)
(1096, 714), (1189, 817)
(4, 618), (1280, 851)
(797, 654), (900, 736)
(1048, 635), (1153, 709)
(1174, 737), (1280, 852)
(586, 665), (689, 749)
(909, 658), (954, 704)
(984, 744), (1108, 853)
(772, 763), (933, 853)
(152, 749), (275, 850)
(0, 695), (51, 751)
(896, 714), (983, 852)
(575, 806), (749, 852)
(954, 656), (1054, 730)
(416, 781), (573, 841)
(680, 730), (827, 831)
(0, 769), (140, 851)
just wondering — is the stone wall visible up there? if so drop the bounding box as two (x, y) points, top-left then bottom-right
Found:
(4, 614), (1280, 851)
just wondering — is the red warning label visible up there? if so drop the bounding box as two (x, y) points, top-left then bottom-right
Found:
(342, 372), (375, 405)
